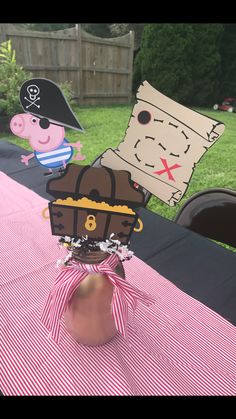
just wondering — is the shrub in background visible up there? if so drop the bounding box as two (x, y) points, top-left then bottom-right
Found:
(58, 80), (77, 108)
(190, 24), (223, 106)
(133, 24), (195, 105)
(0, 40), (31, 120)
(219, 24), (236, 99)
(133, 23), (224, 107)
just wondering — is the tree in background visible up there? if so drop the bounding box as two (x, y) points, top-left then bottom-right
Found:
(82, 24), (112, 38)
(24, 23), (75, 31)
(219, 24), (236, 99)
(190, 24), (223, 106)
(110, 23), (144, 47)
(133, 24), (195, 105)
(134, 23), (226, 106)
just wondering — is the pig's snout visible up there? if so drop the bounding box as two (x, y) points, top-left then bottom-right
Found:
(10, 115), (25, 135)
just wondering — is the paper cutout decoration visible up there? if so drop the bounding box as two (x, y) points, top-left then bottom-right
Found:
(100, 81), (225, 206)
(10, 78), (85, 175)
(19, 78), (84, 131)
(46, 163), (145, 244)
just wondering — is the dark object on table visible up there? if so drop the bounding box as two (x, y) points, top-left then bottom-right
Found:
(174, 188), (236, 248)
(46, 163), (145, 244)
(213, 98), (236, 113)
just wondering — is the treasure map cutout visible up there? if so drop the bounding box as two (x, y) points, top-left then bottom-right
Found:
(101, 81), (225, 206)
(46, 163), (145, 245)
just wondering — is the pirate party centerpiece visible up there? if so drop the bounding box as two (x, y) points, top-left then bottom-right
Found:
(101, 81), (225, 207)
(41, 163), (154, 346)
(20, 78), (225, 347)
(10, 78), (85, 175)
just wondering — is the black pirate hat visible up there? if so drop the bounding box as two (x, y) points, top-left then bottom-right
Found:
(19, 78), (84, 132)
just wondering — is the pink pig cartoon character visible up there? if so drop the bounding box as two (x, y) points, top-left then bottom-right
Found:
(10, 78), (85, 176)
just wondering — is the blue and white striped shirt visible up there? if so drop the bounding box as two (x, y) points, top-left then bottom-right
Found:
(34, 139), (73, 168)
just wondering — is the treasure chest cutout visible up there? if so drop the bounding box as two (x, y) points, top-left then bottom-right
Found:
(47, 163), (145, 244)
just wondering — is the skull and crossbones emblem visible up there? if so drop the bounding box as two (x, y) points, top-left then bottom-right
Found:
(24, 84), (40, 109)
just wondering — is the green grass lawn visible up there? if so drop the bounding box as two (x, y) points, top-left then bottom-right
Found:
(1, 105), (236, 251)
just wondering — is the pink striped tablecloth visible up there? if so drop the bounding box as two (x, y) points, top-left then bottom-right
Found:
(0, 171), (236, 396)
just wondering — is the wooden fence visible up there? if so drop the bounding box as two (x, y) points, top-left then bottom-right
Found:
(0, 24), (135, 105)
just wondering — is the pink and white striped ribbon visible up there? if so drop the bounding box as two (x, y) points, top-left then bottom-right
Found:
(41, 253), (155, 343)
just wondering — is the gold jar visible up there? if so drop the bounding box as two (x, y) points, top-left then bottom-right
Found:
(63, 249), (125, 346)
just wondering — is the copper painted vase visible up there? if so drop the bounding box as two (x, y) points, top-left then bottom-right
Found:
(63, 249), (125, 346)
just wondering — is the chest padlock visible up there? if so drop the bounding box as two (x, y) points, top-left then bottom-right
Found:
(84, 215), (97, 231)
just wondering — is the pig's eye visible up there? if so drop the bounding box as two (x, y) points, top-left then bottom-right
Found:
(137, 111), (151, 124)
(31, 118), (37, 124)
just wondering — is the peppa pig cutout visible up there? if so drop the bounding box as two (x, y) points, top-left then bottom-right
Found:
(101, 81), (225, 206)
(10, 78), (86, 176)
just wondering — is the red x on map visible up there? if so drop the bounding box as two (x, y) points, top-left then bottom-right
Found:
(154, 158), (181, 181)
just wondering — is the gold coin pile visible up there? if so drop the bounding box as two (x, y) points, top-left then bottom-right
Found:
(54, 196), (135, 215)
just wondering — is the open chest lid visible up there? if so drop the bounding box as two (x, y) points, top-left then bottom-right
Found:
(46, 163), (145, 209)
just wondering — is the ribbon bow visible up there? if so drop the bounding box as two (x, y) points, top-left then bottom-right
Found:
(41, 253), (155, 343)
